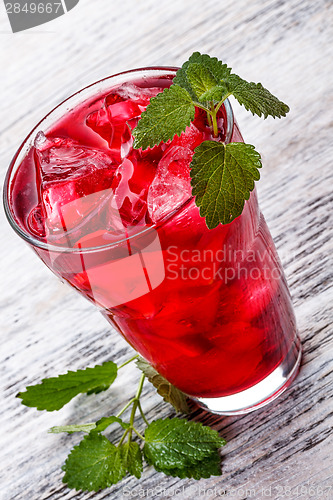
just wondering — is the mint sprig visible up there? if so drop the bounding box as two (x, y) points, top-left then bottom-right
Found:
(18, 355), (225, 491)
(133, 51), (289, 228)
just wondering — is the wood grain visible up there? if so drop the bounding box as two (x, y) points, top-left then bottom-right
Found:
(1, 0), (332, 498)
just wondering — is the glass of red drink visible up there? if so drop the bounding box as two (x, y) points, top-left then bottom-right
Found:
(4, 68), (301, 414)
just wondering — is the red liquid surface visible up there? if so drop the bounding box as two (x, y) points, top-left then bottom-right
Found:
(9, 74), (297, 398)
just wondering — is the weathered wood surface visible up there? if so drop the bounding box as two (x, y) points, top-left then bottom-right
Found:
(1, 0), (332, 498)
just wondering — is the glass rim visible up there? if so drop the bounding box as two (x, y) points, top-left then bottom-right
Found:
(3, 66), (235, 254)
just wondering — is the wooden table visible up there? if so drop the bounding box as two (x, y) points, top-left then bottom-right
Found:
(1, 0), (332, 498)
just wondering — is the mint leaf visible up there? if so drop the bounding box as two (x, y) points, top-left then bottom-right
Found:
(133, 84), (195, 149)
(49, 423), (97, 434)
(121, 441), (143, 479)
(136, 357), (189, 414)
(175, 53), (288, 117)
(17, 361), (118, 411)
(191, 141), (262, 228)
(143, 418), (225, 471)
(62, 433), (126, 491)
(225, 74), (290, 118)
(173, 52), (231, 100)
(93, 416), (130, 433)
(49, 416), (129, 435)
(199, 83), (229, 103)
(185, 63), (218, 101)
(155, 451), (222, 479)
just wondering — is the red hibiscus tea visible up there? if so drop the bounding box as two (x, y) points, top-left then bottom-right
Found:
(4, 68), (301, 414)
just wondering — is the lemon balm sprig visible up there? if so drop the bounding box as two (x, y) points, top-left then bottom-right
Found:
(133, 52), (289, 229)
(17, 356), (225, 491)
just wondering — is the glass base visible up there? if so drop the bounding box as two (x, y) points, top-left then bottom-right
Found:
(192, 336), (302, 416)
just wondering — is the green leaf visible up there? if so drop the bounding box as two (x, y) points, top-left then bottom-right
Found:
(143, 418), (225, 471)
(155, 450), (222, 479)
(199, 83), (229, 103)
(185, 63), (218, 101)
(49, 416), (129, 435)
(191, 141), (262, 228)
(49, 423), (97, 434)
(121, 441), (143, 479)
(133, 84), (195, 149)
(173, 52), (231, 100)
(62, 433), (126, 491)
(93, 416), (130, 433)
(17, 361), (118, 411)
(173, 52), (289, 117)
(136, 357), (189, 413)
(225, 74), (290, 118)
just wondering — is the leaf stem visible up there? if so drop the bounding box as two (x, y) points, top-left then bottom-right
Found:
(116, 398), (136, 418)
(118, 354), (139, 370)
(129, 374), (146, 427)
(210, 101), (219, 138)
(193, 102), (212, 114)
(119, 373), (147, 446)
(131, 427), (145, 440)
(118, 427), (130, 446)
(138, 401), (149, 426)
(215, 93), (231, 114)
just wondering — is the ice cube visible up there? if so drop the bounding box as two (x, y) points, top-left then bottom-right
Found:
(110, 157), (148, 226)
(107, 82), (163, 107)
(86, 106), (112, 145)
(126, 149), (157, 194)
(86, 84), (163, 162)
(86, 99), (137, 162)
(147, 145), (193, 222)
(34, 132), (116, 236)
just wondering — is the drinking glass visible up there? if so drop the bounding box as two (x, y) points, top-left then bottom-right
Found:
(3, 67), (301, 414)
